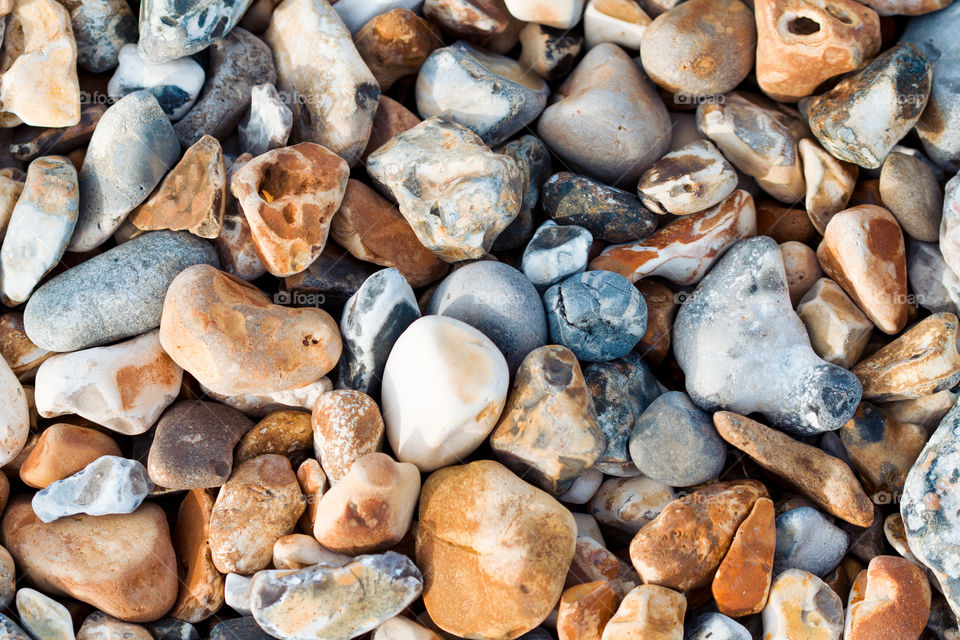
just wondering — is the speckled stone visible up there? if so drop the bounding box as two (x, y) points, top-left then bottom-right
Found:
(674, 236), (862, 435)
(637, 139), (738, 216)
(762, 569), (844, 639)
(684, 613), (751, 640)
(107, 44), (204, 120)
(521, 221), (593, 289)
(589, 475), (674, 533)
(238, 83), (292, 157)
(31, 455), (152, 522)
(879, 151), (942, 242)
(235, 409), (313, 464)
(542, 171), (657, 243)
(312, 390), (384, 484)
(138, 0), (253, 62)
(843, 555), (931, 640)
(796, 278), (874, 368)
(25, 230), (218, 352)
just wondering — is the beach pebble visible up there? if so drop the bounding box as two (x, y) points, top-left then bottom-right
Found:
(756, 198), (818, 243)
(0, 171), (24, 241)
(169, 489), (223, 623)
(504, 0), (583, 27)
(224, 574), (253, 616)
(799, 138), (859, 234)
(63, 0), (136, 72)
(634, 280), (676, 363)
(589, 475), (674, 533)
(0, 615), (29, 640)
(283, 245), (377, 306)
(583, 0), (651, 50)
(879, 151), (943, 242)
(208, 618), (270, 640)
(712, 497), (776, 617)
(684, 613), (751, 640)
(357, 8), (441, 92)
(235, 410), (313, 464)
(490, 345), (605, 494)
(796, 278), (874, 368)
(521, 221), (593, 289)
(20, 424), (119, 489)
(774, 506), (849, 576)
(907, 239), (960, 315)
(362, 96), (421, 163)
(780, 241), (822, 305)
(542, 172), (657, 243)
(16, 588), (74, 640)
(557, 580), (617, 640)
(762, 569), (844, 639)
(107, 44), (204, 120)
(296, 459), (327, 534)
(0, 358), (30, 466)
(601, 585), (686, 640)
(138, 0), (253, 62)
(517, 23), (582, 81)
(237, 83), (292, 157)
(0, 313), (50, 379)
(942, 171), (960, 279)
(77, 612), (152, 640)
(568, 534), (641, 598)
(382, 316), (509, 471)
(844, 555), (931, 640)
(416, 460), (576, 639)
(637, 139), (738, 216)
(32, 456), (152, 522)
(272, 534), (346, 570)
(492, 134), (553, 251)
(560, 469), (604, 505)
(202, 378), (332, 417)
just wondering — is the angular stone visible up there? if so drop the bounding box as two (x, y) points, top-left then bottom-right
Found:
(231, 142), (349, 277)
(712, 497), (776, 617)
(128, 135), (225, 239)
(796, 278), (873, 368)
(362, 96), (421, 163)
(517, 23), (581, 81)
(583, 0), (650, 50)
(208, 454), (305, 574)
(107, 44), (205, 120)
(521, 221), (592, 289)
(34, 330), (182, 435)
(32, 455), (152, 522)
(839, 403), (927, 495)
(138, 0), (254, 62)
(762, 569), (844, 639)
(557, 581), (617, 640)
(147, 400), (254, 490)
(266, 0), (379, 167)
(356, 9), (441, 92)
(538, 43), (670, 185)
(202, 378), (332, 417)
(367, 117), (522, 261)
(542, 171), (657, 243)
(589, 475), (674, 533)
(77, 612), (152, 640)
(235, 409), (312, 464)
(637, 139), (738, 216)
(780, 240), (822, 305)
(589, 189), (756, 285)
(2, 498), (177, 622)
(774, 506), (849, 576)
(880, 151), (942, 242)
(238, 83), (293, 157)
(674, 236), (862, 435)
(844, 555), (931, 640)
(806, 44), (932, 169)
(601, 585), (685, 640)
(16, 588), (73, 640)
(311, 390), (384, 484)
(800, 138), (859, 234)
(416, 460), (577, 640)
(159, 265), (341, 395)
(169, 489), (224, 624)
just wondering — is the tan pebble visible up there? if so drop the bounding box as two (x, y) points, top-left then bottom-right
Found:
(355, 9), (443, 91)
(799, 138), (859, 234)
(601, 585), (685, 640)
(77, 611), (152, 640)
(374, 616), (445, 640)
(20, 424), (121, 489)
(295, 458), (326, 534)
(762, 569), (843, 639)
(780, 241), (822, 306)
(272, 533), (347, 570)
(234, 410), (313, 465)
(557, 581), (618, 640)
(840, 403), (928, 494)
(796, 278), (874, 369)
(589, 475), (674, 533)
(756, 198), (817, 243)
(312, 390), (385, 484)
(361, 96), (421, 163)
(0, 313), (51, 380)
(635, 279), (676, 364)
(168, 489), (224, 624)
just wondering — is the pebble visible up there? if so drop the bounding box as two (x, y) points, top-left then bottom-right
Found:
(0, 313), (50, 379)
(159, 264), (341, 395)
(796, 277), (874, 368)
(601, 585), (686, 640)
(2, 497), (178, 621)
(521, 221), (593, 289)
(0, 614), (30, 640)
(762, 569), (844, 639)
(272, 533), (345, 569)
(237, 83), (292, 157)
(422, 0), (521, 52)
(684, 613), (751, 640)
(34, 330), (182, 436)
(774, 506), (849, 576)
(8, 105), (103, 163)
(376, 616), (446, 640)
(629, 480), (769, 591)
(313, 453), (419, 553)
(367, 117), (523, 261)
(637, 139), (738, 216)
(77, 612), (153, 640)
(756, 198), (818, 243)
(839, 403), (927, 495)
(147, 400), (253, 489)
(144, 618), (200, 640)
(362, 96), (421, 162)
(337, 268), (420, 396)
(853, 312), (960, 400)
(170, 489), (223, 624)
(0, 170), (24, 241)
(16, 588), (74, 640)
(0, 0), (80, 127)
(755, 0), (880, 102)
(266, 0), (379, 167)
(417, 41), (548, 147)
(557, 580), (617, 640)
(879, 151), (942, 241)
(216, 210), (267, 282)
(224, 573), (253, 615)
(583, 0), (651, 50)
(505, 0), (584, 27)
(712, 497), (776, 617)
(0, 546), (14, 609)
(416, 460), (576, 639)
(284, 244), (378, 306)
(174, 28), (276, 148)
(32, 455), (152, 522)
(697, 92), (805, 203)
(0, 358), (29, 466)
(208, 454), (305, 574)
(128, 135), (225, 239)
(235, 409), (312, 464)
(806, 43), (932, 169)
(492, 133), (552, 251)
(0, 155), (78, 305)
(568, 534), (640, 598)
(517, 23), (582, 81)
(640, 0), (756, 97)
(589, 475), (674, 533)
(544, 270), (648, 362)
(202, 378), (332, 417)
(427, 261), (547, 371)
(208, 618), (271, 640)
(883, 388), (957, 432)
(907, 239), (960, 315)
(537, 43), (671, 186)
(382, 315), (509, 472)
(674, 236), (862, 435)
(250, 552), (423, 640)
(19, 424), (120, 489)
(68, 92), (180, 252)
(334, 0), (424, 34)
(490, 345), (605, 494)
(589, 189), (757, 285)
(63, 0), (136, 72)
(141, 0), (255, 61)
(541, 171), (657, 243)
(297, 459), (326, 531)
(780, 241), (822, 305)
(628, 391), (725, 486)
(714, 412), (874, 527)
(107, 44), (204, 120)
(942, 172), (960, 279)
(357, 9), (440, 92)
(634, 280), (676, 363)
(843, 555), (931, 640)
(800, 138), (859, 234)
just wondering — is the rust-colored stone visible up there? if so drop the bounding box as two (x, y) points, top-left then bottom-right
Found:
(557, 581), (618, 640)
(169, 489), (224, 624)
(634, 280), (676, 364)
(712, 497), (776, 617)
(19, 424), (121, 489)
(361, 96), (421, 162)
(234, 409), (313, 465)
(844, 556), (931, 640)
(756, 198), (817, 243)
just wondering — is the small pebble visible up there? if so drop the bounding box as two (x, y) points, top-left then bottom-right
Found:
(107, 44), (204, 120)
(64, 0), (136, 73)
(356, 9), (441, 93)
(583, 0), (650, 50)
(684, 613), (751, 640)
(505, 0), (584, 27)
(879, 151), (943, 242)
(796, 278), (874, 369)
(589, 475), (674, 533)
(774, 506), (849, 576)
(839, 403), (928, 495)
(712, 497), (776, 618)
(137, 0), (253, 62)
(637, 139), (738, 216)
(517, 23), (582, 81)
(799, 138), (859, 234)
(203, 378), (332, 417)
(557, 580), (617, 640)
(333, 0), (424, 34)
(521, 221), (593, 289)
(843, 555), (931, 640)
(235, 409), (313, 464)
(169, 489), (223, 623)
(16, 588), (74, 640)
(542, 171), (657, 244)
(601, 585), (686, 640)
(238, 83), (293, 157)
(0, 358), (30, 467)
(19, 424), (120, 489)
(569, 534), (640, 599)
(780, 240), (822, 306)
(907, 239), (960, 315)
(32, 455), (152, 522)
(762, 569), (844, 639)
(77, 612), (152, 640)
(493, 134), (553, 251)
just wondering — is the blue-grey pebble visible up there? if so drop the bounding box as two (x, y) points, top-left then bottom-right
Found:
(138, 0), (255, 63)
(684, 613), (751, 640)
(0, 614), (30, 640)
(144, 618), (200, 640)
(32, 455), (153, 522)
(427, 261), (547, 372)
(628, 391), (726, 487)
(338, 268), (420, 397)
(493, 134), (553, 251)
(774, 506), (849, 577)
(521, 221), (593, 289)
(24, 230), (219, 352)
(544, 270), (647, 362)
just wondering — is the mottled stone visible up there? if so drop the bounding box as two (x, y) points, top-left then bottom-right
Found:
(16, 588), (73, 640)
(800, 138), (859, 234)
(20, 424), (120, 489)
(143, 618), (199, 640)
(517, 23), (582, 81)
(216, 211), (266, 282)
(107, 44), (204, 120)
(557, 581), (617, 640)
(781, 240), (822, 305)
(712, 497), (776, 617)
(59, 0), (135, 72)
(880, 151), (942, 242)
(542, 171), (657, 243)
(494, 137), (552, 252)
(238, 83), (292, 157)
(334, 0), (424, 33)
(234, 409), (312, 464)
(583, 0), (650, 50)
(796, 278), (874, 369)
(589, 475), (674, 533)
(634, 280), (676, 363)
(567, 534), (640, 599)
(601, 585), (685, 640)
(0, 615), (29, 640)
(637, 140), (738, 216)
(762, 569), (844, 639)
(422, 0), (519, 51)
(0, 313), (49, 380)
(521, 221), (592, 289)
(774, 507), (849, 576)
(362, 96), (421, 163)
(32, 455), (152, 522)
(169, 489), (223, 624)
(756, 198), (818, 243)
(138, 0), (253, 62)
(355, 9), (440, 93)
(844, 555), (931, 640)
(840, 403), (927, 495)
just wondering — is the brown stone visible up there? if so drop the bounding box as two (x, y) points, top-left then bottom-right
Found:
(20, 423), (121, 489)
(128, 135), (225, 239)
(712, 497), (776, 617)
(423, 0), (515, 47)
(848, 178), (884, 208)
(355, 9), (442, 91)
(0, 312), (51, 379)
(0, 169), (24, 242)
(879, 152), (942, 242)
(628, 480), (769, 592)
(567, 535), (641, 599)
(9, 104), (104, 163)
(312, 390), (385, 484)
(159, 264), (342, 396)
(416, 460), (577, 640)
(817, 205), (908, 335)
(844, 556), (931, 640)
(853, 312), (960, 401)
(601, 585), (685, 640)
(0, 471), (8, 515)
(634, 280), (676, 364)
(880, 389), (957, 431)
(1, 497), (177, 622)
(361, 96), (421, 163)
(799, 139), (859, 235)
(234, 409), (313, 465)
(208, 454), (305, 574)
(713, 412), (874, 527)
(313, 452), (420, 554)
(557, 581), (618, 640)
(169, 489), (224, 624)
(329, 180), (448, 288)
(840, 403), (928, 494)
(231, 142), (349, 277)
(756, 198), (817, 243)
(296, 457), (326, 534)
(796, 278), (874, 369)
(780, 241), (822, 306)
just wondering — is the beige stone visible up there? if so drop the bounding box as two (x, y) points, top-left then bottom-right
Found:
(311, 389), (385, 484)
(800, 139), (858, 234)
(780, 241), (822, 306)
(601, 585), (685, 640)
(796, 278), (874, 368)
(557, 581), (618, 640)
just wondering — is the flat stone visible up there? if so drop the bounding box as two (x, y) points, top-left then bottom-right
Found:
(138, 0), (253, 62)
(201, 378), (332, 417)
(542, 171), (657, 243)
(712, 497), (776, 618)
(796, 278), (874, 368)
(517, 23), (582, 81)
(159, 264), (341, 395)
(521, 221), (592, 289)
(907, 239), (960, 315)
(19, 424), (120, 489)
(583, 0), (650, 50)
(799, 138), (859, 234)
(250, 552), (422, 640)
(637, 139), (738, 216)
(366, 116), (523, 261)
(312, 390), (385, 484)
(235, 409), (313, 465)
(34, 330), (182, 435)
(557, 581), (617, 640)
(589, 475), (674, 533)
(16, 588), (73, 640)
(362, 96), (421, 163)
(208, 454), (305, 574)
(107, 44), (204, 120)
(601, 585), (685, 640)
(169, 489), (224, 624)
(416, 460), (576, 640)
(77, 612), (152, 640)
(32, 455), (152, 522)
(839, 403), (928, 495)
(2, 497), (177, 622)
(774, 507), (849, 576)
(356, 9), (441, 92)
(589, 189), (757, 285)
(147, 400), (254, 490)
(780, 241), (822, 305)
(762, 569), (844, 639)
(674, 236), (862, 435)
(238, 83), (293, 157)
(844, 555), (931, 640)
(880, 151), (942, 241)
(537, 43), (670, 186)
(684, 613), (751, 640)
(266, 0), (379, 167)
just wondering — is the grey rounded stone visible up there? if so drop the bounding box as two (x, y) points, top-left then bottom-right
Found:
(628, 391), (726, 487)
(138, 0), (255, 63)
(879, 151), (943, 241)
(24, 230), (219, 352)
(684, 613), (751, 640)
(906, 239), (960, 314)
(32, 455), (153, 522)
(773, 506), (849, 577)
(521, 221), (593, 289)
(427, 261), (547, 372)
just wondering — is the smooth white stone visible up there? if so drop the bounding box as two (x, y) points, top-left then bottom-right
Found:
(224, 573), (253, 616)
(572, 512), (606, 545)
(16, 588), (74, 640)
(107, 44), (205, 120)
(558, 467), (604, 504)
(238, 83), (293, 157)
(504, 0), (585, 28)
